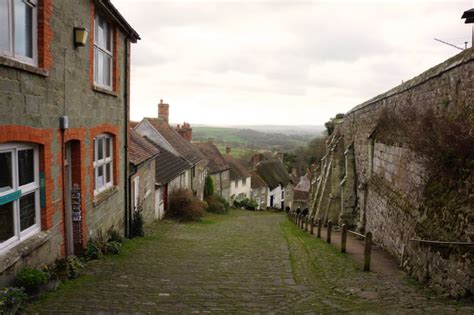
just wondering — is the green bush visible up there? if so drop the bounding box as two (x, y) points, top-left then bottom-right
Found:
(216, 195), (230, 212)
(108, 230), (124, 244)
(168, 188), (205, 221)
(206, 196), (226, 214)
(105, 241), (122, 255)
(0, 287), (27, 311)
(15, 268), (48, 294)
(83, 240), (104, 261)
(204, 176), (214, 199)
(131, 209), (145, 238)
(55, 256), (84, 280)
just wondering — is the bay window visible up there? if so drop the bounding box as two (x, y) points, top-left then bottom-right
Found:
(0, 143), (40, 252)
(0, 0), (38, 66)
(93, 134), (113, 194)
(94, 12), (113, 89)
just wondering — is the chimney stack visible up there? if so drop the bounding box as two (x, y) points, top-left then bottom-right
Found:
(176, 122), (193, 141)
(226, 146), (231, 155)
(158, 99), (169, 123)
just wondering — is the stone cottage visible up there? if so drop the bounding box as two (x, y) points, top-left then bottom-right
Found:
(293, 174), (311, 210)
(129, 130), (159, 224)
(224, 149), (251, 203)
(249, 171), (268, 210)
(0, 0), (139, 284)
(194, 141), (231, 201)
(255, 159), (293, 210)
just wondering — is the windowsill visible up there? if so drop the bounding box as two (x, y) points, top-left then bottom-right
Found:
(93, 186), (119, 207)
(0, 231), (52, 273)
(0, 56), (49, 77)
(93, 85), (118, 97)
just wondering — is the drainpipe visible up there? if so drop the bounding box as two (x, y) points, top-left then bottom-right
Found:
(123, 38), (131, 238)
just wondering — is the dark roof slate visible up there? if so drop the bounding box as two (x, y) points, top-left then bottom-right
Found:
(255, 159), (291, 190)
(224, 155), (250, 181)
(129, 130), (160, 165)
(194, 142), (229, 174)
(145, 118), (204, 165)
(154, 144), (191, 185)
(249, 170), (266, 189)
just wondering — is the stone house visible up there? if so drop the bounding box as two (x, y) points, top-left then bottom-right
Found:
(0, 0), (139, 284)
(293, 174), (311, 210)
(255, 159), (293, 210)
(224, 150), (251, 202)
(129, 130), (159, 225)
(134, 100), (207, 201)
(249, 171), (268, 210)
(194, 141), (231, 201)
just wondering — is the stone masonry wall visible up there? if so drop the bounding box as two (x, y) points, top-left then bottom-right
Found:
(311, 48), (474, 297)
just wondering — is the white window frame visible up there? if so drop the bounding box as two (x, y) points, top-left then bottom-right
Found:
(0, 143), (40, 253)
(93, 134), (114, 195)
(0, 0), (38, 66)
(93, 11), (113, 90)
(132, 176), (139, 211)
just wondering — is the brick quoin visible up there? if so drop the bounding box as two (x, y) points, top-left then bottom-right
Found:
(89, 124), (120, 198)
(38, 0), (53, 70)
(0, 126), (54, 231)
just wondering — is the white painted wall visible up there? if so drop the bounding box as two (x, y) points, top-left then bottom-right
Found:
(268, 185), (285, 209)
(154, 187), (165, 220)
(230, 176), (251, 200)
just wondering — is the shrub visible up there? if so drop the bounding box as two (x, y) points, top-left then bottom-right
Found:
(55, 256), (84, 280)
(206, 196), (226, 214)
(204, 176), (214, 199)
(168, 188), (205, 221)
(108, 230), (124, 244)
(15, 268), (48, 295)
(83, 240), (104, 261)
(216, 195), (230, 212)
(0, 287), (27, 311)
(130, 209), (145, 238)
(105, 241), (122, 255)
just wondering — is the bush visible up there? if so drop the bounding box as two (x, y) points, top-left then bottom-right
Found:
(55, 256), (84, 280)
(15, 268), (48, 295)
(108, 230), (124, 244)
(106, 241), (122, 255)
(83, 240), (104, 261)
(206, 196), (226, 214)
(130, 209), (145, 238)
(204, 176), (214, 199)
(233, 197), (257, 210)
(216, 195), (230, 212)
(0, 287), (27, 311)
(168, 188), (205, 221)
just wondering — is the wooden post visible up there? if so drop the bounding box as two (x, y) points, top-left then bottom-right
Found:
(310, 218), (314, 235)
(364, 232), (372, 271)
(327, 220), (332, 243)
(317, 218), (322, 238)
(304, 216), (308, 231)
(341, 224), (347, 253)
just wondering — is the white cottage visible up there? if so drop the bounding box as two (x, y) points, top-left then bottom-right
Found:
(255, 159), (293, 210)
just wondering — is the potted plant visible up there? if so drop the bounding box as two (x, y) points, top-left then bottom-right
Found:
(0, 287), (27, 314)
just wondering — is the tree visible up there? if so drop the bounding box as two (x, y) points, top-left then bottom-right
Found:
(204, 176), (214, 199)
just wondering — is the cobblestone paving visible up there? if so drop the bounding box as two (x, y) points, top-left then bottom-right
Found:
(28, 210), (474, 313)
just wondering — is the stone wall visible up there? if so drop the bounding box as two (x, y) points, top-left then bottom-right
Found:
(310, 48), (474, 297)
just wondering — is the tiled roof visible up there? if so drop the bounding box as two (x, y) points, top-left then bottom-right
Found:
(153, 143), (191, 185)
(129, 130), (160, 165)
(224, 155), (250, 181)
(145, 118), (204, 165)
(255, 159), (291, 190)
(294, 190), (310, 201)
(194, 142), (229, 174)
(249, 170), (266, 189)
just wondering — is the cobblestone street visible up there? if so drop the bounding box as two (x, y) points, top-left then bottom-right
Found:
(28, 210), (474, 313)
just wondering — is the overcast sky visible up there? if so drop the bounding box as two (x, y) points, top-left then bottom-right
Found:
(113, 0), (472, 126)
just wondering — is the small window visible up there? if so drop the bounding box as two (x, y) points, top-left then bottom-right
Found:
(0, 143), (40, 252)
(94, 12), (113, 89)
(242, 178), (247, 186)
(0, 0), (38, 66)
(94, 134), (113, 194)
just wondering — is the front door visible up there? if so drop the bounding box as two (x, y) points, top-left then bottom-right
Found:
(64, 143), (74, 256)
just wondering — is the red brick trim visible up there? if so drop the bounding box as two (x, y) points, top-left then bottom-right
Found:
(89, 124), (120, 199)
(38, 0), (53, 70)
(0, 125), (54, 230)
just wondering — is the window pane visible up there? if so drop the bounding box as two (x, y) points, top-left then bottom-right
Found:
(106, 162), (111, 183)
(103, 54), (111, 86)
(97, 138), (103, 160)
(97, 50), (104, 85)
(105, 137), (111, 158)
(94, 48), (98, 83)
(0, 152), (13, 194)
(0, 201), (14, 242)
(0, 0), (10, 52)
(106, 23), (112, 51)
(97, 165), (104, 189)
(18, 149), (34, 186)
(20, 192), (36, 231)
(14, 0), (33, 58)
(98, 15), (105, 47)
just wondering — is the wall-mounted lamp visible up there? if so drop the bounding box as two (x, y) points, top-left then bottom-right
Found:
(74, 27), (89, 47)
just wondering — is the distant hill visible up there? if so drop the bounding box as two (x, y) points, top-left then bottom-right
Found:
(192, 126), (324, 152)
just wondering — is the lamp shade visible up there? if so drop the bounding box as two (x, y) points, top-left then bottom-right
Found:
(74, 27), (89, 46)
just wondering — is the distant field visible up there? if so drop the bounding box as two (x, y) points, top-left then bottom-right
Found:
(215, 144), (258, 159)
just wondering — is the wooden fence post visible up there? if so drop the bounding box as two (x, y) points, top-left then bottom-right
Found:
(327, 221), (332, 243)
(364, 232), (372, 271)
(341, 224), (347, 253)
(304, 216), (309, 232)
(310, 218), (314, 235)
(317, 218), (322, 238)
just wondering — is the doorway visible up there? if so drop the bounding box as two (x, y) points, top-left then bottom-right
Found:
(270, 195), (274, 208)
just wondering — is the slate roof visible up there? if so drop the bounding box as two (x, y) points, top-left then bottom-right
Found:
(194, 142), (229, 174)
(249, 170), (266, 189)
(153, 144), (191, 185)
(129, 130), (160, 165)
(224, 155), (250, 181)
(255, 159), (291, 190)
(145, 118), (204, 165)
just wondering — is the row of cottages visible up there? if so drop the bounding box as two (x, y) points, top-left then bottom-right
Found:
(194, 141), (231, 201)
(133, 101), (208, 217)
(224, 148), (252, 203)
(0, 0), (139, 284)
